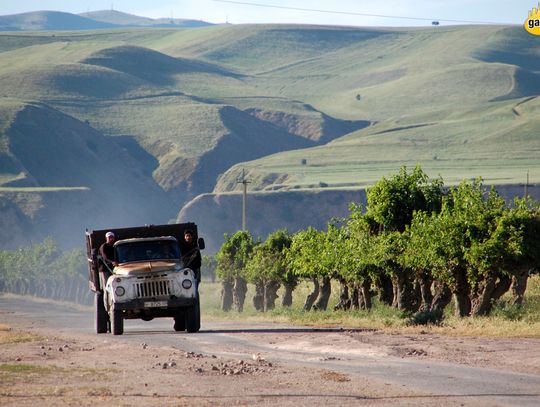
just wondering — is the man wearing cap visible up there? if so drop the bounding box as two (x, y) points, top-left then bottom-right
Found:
(99, 232), (117, 287)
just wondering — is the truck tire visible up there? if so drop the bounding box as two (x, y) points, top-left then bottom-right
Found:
(95, 292), (109, 334)
(173, 311), (186, 331)
(185, 298), (200, 333)
(110, 305), (124, 335)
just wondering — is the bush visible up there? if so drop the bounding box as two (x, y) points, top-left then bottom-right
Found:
(491, 301), (525, 321)
(408, 308), (444, 326)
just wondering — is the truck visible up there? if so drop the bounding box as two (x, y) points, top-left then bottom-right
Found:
(85, 223), (204, 335)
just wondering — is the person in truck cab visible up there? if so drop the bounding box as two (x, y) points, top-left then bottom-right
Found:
(161, 243), (177, 259)
(181, 230), (201, 282)
(99, 231), (117, 286)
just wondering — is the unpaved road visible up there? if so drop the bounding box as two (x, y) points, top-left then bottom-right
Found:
(1, 295), (540, 406)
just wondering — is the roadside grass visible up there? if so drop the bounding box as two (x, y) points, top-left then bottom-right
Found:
(200, 275), (540, 338)
(0, 363), (113, 398)
(0, 324), (44, 344)
(0, 364), (60, 386)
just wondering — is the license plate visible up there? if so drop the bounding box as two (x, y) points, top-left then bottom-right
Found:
(144, 300), (167, 308)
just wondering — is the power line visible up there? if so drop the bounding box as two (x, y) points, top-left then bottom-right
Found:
(211, 0), (511, 25)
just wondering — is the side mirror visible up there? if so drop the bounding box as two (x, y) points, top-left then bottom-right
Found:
(198, 237), (205, 250)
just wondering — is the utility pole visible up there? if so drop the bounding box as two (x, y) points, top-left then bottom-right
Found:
(237, 169), (251, 231)
(525, 170), (530, 199)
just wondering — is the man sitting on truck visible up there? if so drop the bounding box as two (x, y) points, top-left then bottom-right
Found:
(99, 231), (117, 286)
(181, 230), (201, 282)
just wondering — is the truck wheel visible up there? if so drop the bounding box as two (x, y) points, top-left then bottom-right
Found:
(95, 292), (109, 334)
(185, 299), (200, 333)
(110, 305), (124, 335)
(174, 311), (185, 331)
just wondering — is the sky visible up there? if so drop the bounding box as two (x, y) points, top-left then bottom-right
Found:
(0, 0), (536, 27)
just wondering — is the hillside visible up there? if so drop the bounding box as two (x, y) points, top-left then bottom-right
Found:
(0, 11), (117, 31)
(0, 10), (212, 31)
(0, 31), (359, 205)
(0, 24), (538, 249)
(209, 25), (540, 192)
(79, 10), (212, 28)
(0, 101), (175, 247)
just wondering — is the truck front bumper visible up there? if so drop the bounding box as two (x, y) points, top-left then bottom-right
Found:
(114, 297), (197, 312)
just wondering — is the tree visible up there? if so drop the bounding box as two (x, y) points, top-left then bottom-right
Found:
(413, 183), (476, 316)
(412, 180), (521, 317)
(286, 224), (347, 311)
(405, 211), (451, 312)
(286, 227), (325, 310)
(366, 165), (444, 233)
(216, 231), (255, 312)
(313, 222), (347, 311)
(0, 239), (91, 304)
(344, 207), (380, 309)
(364, 165), (444, 309)
(245, 229), (294, 311)
(474, 198), (540, 308)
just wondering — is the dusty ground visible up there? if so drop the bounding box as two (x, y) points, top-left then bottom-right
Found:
(1, 298), (539, 406)
(0, 322), (420, 407)
(349, 329), (540, 376)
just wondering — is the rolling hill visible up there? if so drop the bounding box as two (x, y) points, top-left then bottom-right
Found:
(0, 10), (212, 31)
(0, 11), (117, 31)
(79, 10), (212, 28)
(0, 23), (538, 250)
(207, 25), (540, 193)
(0, 101), (175, 247)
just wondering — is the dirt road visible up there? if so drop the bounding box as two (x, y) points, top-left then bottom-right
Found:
(1, 294), (540, 406)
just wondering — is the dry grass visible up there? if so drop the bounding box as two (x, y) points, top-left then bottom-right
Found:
(0, 324), (44, 344)
(200, 275), (540, 338)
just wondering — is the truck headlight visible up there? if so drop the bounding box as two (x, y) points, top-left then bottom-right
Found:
(115, 286), (126, 296)
(182, 279), (192, 289)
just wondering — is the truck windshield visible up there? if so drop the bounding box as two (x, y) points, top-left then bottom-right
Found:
(116, 241), (180, 263)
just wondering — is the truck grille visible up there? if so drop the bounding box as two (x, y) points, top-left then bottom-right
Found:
(135, 279), (171, 298)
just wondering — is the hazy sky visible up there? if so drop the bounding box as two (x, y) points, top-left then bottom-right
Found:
(0, 0), (535, 26)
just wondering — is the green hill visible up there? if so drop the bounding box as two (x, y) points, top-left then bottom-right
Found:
(78, 10), (157, 26)
(208, 25), (540, 192)
(0, 23), (539, 249)
(0, 11), (117, 31)
(79, 10), (212, 28)
(0, 10), (212, 32)
(0, 101), (175, 247)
